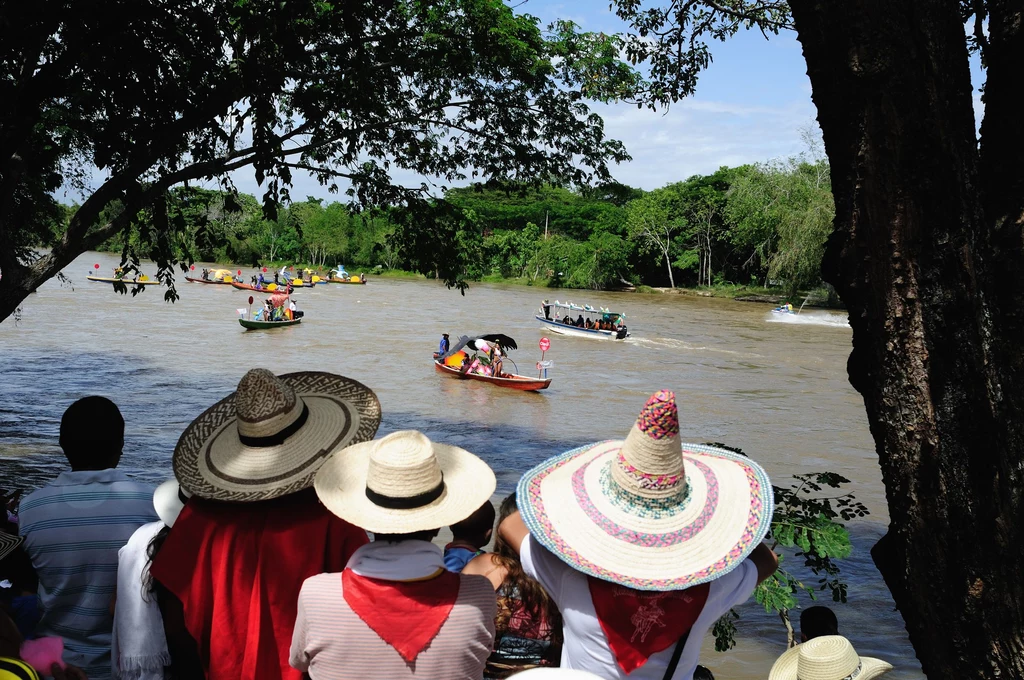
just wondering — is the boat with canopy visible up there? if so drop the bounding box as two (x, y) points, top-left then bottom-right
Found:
(433, 334), (550, 391)
(186, 268), (235, 284)
(326, 265), (367, 284)
(536, 300), (628, 340)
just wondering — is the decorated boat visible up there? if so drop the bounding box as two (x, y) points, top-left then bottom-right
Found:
(230, 280), (290, 293)
(87, 274), (161, 286)
(237, 292), (303, 330)
(536, 300), (628, 340)
(433, 359), (550, 391)
(433, 334), (548, 391)
(325, 265), (367, 284)
(772, 303), (797, 315)
(186, 268), (235, 284)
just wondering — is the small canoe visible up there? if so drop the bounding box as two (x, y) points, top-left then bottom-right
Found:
(433, 360), (550, 391)
(186, 276), (233, 285)
(326, 277), (367, 285)
(87, 275), (161, 285)
(239, 318), (302, 330)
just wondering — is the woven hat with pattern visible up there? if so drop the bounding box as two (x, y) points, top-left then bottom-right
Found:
(174, 369), (381, 502)
(315, 430), (495, 534)
(768, 636), (893, 680)
(518, 390), (773, 591)
(0, 530), (23, 562)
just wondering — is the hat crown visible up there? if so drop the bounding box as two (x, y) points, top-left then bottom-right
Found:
(234, 368), (304, 439)
(610, 391), (685, 500)
(366, 431), (445, 501)
(797, 636), (862, 680)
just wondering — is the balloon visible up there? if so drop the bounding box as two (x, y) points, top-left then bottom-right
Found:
(248, 296), (254, 305)
(190, 265), (195, 270)
(93, 263), (100, 269)
(262, 267), (267, 272)
(237, 269), (242, 275)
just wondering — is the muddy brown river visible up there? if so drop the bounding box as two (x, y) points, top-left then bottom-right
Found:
(0, 251), (923, 678)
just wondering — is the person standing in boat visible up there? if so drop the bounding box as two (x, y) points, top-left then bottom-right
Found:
(541, 300), (552, 321)
(439, 333), (451, 356)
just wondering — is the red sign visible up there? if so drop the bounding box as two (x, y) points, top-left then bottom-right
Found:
(248, 296), (254, 305)
(93, 263), (99, 269)
(539, 337), (550, 352)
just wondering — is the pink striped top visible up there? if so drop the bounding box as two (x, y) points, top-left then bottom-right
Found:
(290, 572), (496, 679)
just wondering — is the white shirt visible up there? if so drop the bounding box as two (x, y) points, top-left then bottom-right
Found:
(521, 535), (758, 680)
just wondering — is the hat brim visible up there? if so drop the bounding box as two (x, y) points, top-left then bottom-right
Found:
(0, 531), (24, 562)
(314, 439), (496, 534)
(768, 644), (893, 680)
(174, 372), (381, 502)
(517, 441), (773, 591)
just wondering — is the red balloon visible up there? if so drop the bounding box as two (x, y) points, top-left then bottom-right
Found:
(94, 263), (100, 269)
(237, 270), (242, 275)
(262, 267), (267, 273)
(248, 296), (254, 305)
(190, 265), (195, 270)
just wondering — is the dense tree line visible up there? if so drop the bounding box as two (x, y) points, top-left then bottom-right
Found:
(53, 148), (834, 294)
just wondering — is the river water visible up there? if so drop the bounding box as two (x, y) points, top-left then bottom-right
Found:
(1, 251), (923, 678)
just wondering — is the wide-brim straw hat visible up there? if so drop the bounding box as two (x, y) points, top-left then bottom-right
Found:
(0, 531), (23, 562)
(518, 390), (773, 591)
(769, 636), (893, 680)
(315, 430), (496, 534)
(174, 369), (381, 502)
(153, 480), (191, 527)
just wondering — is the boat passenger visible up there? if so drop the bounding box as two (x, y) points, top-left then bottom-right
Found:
(584, 319), (593, 330)
(201, 268), (209, 281)
(575, 315), (585, 327)
(542, 300), (552, 320)
(491, 347), (503, 379)
(562, 315), (572, 325)
(439, 333), (451, 356)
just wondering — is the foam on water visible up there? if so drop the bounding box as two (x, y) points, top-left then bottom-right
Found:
(766, 311), (851, 328)
(625, 335), (764, 358)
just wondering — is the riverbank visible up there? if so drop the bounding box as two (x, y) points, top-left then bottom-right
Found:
(226, 262), (842, 308)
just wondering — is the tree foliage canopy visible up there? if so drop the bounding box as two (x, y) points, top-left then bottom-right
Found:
(0, 0), (640, 320)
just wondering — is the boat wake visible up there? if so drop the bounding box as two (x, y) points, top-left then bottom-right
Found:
(766, 312), (850, 328)
(626, 336), (763, 358)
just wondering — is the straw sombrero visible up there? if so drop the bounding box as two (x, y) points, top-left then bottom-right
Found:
(768, 636), (893, 680)
(174, 369), (381, 502)
(517, 390), (773, 591)
(0, 530), (23, 562)
(153, 480), (191, 527)
(314, 430), (496, 534)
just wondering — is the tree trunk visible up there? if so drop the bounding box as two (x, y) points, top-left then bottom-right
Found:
(789, 0), (1024, 677)
(663, 249), (675, 288)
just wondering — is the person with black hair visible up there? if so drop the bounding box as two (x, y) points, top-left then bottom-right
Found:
(800, 606), (839, 642)
(444, 500), (496, 573)
(18, 397), (158, 680)
(463, 493), (563, 678)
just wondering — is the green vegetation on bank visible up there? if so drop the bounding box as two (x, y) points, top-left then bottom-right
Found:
(54, 142), (834, 298)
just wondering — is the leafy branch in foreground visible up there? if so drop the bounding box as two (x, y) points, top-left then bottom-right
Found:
(703, 445), (869, 650)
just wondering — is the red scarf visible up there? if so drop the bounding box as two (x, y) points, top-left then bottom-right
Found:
(150, 490), (368, 680)
(341, 569), (461, 662)
(587, 577), (710, 674)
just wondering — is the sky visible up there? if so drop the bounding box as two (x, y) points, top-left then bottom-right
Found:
(222, 1), (820, 201)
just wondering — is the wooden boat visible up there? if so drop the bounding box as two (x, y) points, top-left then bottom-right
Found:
(230, 281), (289, 293)
(536, 300), (628, 340)
(434, 360), (551, 391)
(239, 318), (302, 330)
(186, 276), (233, 285)
(87, 275), (161, 286)
(326, 276), (367, 285)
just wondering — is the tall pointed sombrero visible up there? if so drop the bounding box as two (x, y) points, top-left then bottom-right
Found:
(174, 369), (381, 502)
(517, 390), (773, 591)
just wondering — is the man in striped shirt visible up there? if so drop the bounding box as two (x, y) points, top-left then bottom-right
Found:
(18, 397), (157, 680)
